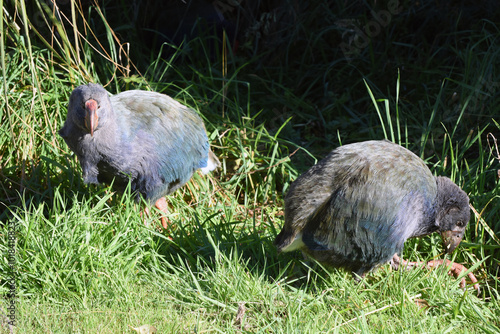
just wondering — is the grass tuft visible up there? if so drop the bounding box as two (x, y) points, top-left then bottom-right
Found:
(1, 0), (499, 332)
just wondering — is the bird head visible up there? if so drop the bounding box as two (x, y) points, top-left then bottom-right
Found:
(435, 176), (471, 254)
(64, 83), (111, 137)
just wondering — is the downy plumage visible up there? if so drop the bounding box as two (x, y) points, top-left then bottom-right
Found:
(275, 140), (470, 278)
(60, 83), (219, 227)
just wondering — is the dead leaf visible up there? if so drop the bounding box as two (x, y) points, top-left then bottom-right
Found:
(129, 324), (157, 334)
(414, 299), (430, 309)
(234, 302), (246, 326)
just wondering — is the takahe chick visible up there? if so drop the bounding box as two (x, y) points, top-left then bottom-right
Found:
(275, 140), (478, 289)
(59, 83), (219, 228)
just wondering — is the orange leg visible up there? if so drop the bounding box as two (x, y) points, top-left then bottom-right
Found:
(155, 197), (169, 229)
(140, 206), (150, 226)
(141, 198), (169, 229)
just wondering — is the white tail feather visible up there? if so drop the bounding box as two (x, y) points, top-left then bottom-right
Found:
(200, 150), (220, 174)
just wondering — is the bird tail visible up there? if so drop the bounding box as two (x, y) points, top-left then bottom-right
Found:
(200, 150), (220, 174)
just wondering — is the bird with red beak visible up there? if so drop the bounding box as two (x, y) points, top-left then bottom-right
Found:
(59, 83), (220, 228)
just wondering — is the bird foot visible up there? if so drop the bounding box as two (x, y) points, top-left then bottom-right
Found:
(141, 198), (170, 229)
(352, 272), (366, 282)
(393, 254), (480, 294)
(390, 253), (402, 271)
(424, 259), (480, 294)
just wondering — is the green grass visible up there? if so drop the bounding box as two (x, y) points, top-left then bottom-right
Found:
(1, 0), (500, 332)
(3, 188), (499, 333)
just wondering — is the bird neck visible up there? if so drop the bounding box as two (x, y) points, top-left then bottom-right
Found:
(406, 193), (439, 238)
(95, 118), (120, 144)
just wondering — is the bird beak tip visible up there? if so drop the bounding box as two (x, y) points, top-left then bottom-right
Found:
(441, 230), (463, 254)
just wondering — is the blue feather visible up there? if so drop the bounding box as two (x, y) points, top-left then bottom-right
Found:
(59, 83), (219, 204)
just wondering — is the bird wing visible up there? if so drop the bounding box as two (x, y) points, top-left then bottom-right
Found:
(110, 90), (210, 200)
(284, 141), (437, 262)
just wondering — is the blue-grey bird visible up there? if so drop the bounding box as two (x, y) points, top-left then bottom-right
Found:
(274, 140), (470, 279)
(59, 83), (219, 228)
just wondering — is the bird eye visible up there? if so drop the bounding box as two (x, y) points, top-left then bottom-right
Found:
(456, 221), (464, 227)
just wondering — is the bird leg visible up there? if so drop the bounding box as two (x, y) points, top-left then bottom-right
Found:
(391, 254), (480, 294)
(352, 272), (366, 282)
(390, 253), (402, 271)
(140, 197), (169, 229)
(155, 197), (169, 229)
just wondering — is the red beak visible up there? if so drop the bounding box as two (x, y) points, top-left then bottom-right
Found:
(84, 99), (98, 136)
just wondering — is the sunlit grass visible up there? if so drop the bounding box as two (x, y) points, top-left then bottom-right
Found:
(0, 0), (499, 332)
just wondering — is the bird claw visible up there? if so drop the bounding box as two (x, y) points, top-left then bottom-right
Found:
(390, 253), (401, 271)
(424, 259), (480, 294)
(396, 257), (480, 294)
